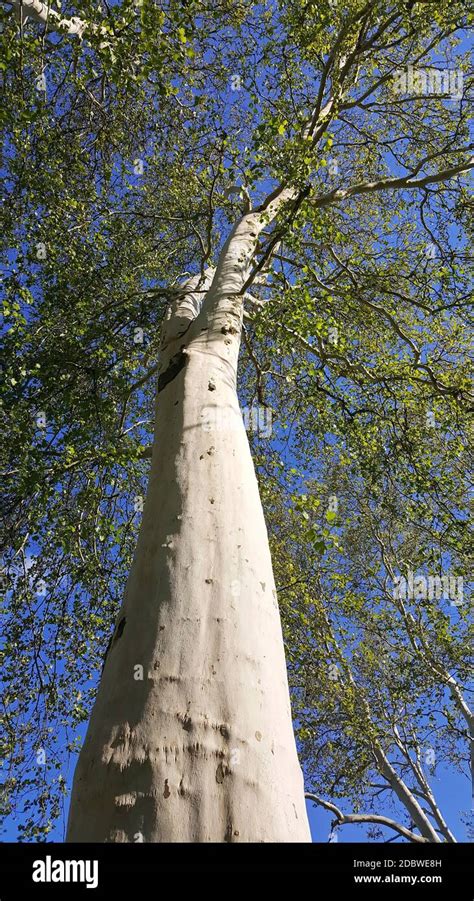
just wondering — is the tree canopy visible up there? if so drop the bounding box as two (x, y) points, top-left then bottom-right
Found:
(1, 0), (472, 840)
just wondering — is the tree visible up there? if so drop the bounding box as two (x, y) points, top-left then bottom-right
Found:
(259, 399), (471, 843)
(1, 0), (472, 841)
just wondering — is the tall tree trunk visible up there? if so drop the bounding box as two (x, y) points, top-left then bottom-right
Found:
(67, 211), (311, 842)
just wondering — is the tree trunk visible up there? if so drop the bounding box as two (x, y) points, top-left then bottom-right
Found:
(67, 213), (311, 842)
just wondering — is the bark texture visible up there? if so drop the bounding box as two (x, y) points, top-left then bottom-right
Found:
(67, 210), (311, 842)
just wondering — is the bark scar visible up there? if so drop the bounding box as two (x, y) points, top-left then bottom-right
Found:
(101, 616), (126, 672)
(114, 617), (126, 642)
(158, 350), (187, 393)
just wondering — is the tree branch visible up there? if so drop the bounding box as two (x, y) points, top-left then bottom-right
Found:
(313, 158), (474, 209)
(5, 0), (104, 37)
(304, 793), (429, 843)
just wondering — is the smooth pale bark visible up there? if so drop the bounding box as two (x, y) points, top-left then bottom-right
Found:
(67, 208), (311, 842)
(372, 747), (441, 843)
(6, 0), (95, 37)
